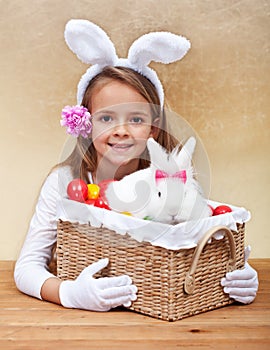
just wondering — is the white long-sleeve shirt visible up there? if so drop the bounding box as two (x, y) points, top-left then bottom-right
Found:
(14, 166), (87, 299)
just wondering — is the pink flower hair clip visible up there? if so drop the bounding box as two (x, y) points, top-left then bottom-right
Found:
(60, 105), (92, 138)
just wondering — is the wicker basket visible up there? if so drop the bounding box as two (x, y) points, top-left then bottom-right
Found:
(57, 220), (245, 321)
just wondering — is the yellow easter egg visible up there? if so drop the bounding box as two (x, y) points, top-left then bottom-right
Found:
(87, 184), (100, 199)
(121, 211), (132, 216)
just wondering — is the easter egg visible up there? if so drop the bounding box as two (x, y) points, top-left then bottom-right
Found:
(213, 205), (232, 216)
(87, 184), (100, 200)
(98, 179), (117, 200)
(143, 216), (153, 220)
(121, 211), (132, 216)
(94, 197), (111, 210)
(85, 198), (96, 205)
(67, 179), (88, 202)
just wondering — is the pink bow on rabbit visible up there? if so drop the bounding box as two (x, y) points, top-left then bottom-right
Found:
(155, 170), (187, 184)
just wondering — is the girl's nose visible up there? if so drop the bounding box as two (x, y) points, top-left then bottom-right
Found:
(113, 122), (129, 137)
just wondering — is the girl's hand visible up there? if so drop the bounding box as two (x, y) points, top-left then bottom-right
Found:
(59, 258), (137, 311)
(221, 246), (259, 304)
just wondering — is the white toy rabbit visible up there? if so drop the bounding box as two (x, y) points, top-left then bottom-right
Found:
(106, 137), (211, 224)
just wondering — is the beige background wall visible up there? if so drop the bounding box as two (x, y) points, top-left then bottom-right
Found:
(1, 0), (269, 259)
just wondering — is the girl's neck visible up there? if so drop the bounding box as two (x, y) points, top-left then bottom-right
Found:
(92, 158), (140, 183)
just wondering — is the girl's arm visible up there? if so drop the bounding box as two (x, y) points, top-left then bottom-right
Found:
(14, 169), (63, 300)
(14, 167), (137, 310)
(40, 277), (62, 304)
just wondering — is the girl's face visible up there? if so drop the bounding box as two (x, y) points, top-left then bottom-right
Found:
(89, 80), (155, 177)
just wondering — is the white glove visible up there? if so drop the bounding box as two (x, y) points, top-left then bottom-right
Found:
(59, 258), (137, 311)
(221, 246), (258, 304)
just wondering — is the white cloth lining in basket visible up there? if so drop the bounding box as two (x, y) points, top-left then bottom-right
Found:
(57, 198), (250, 250)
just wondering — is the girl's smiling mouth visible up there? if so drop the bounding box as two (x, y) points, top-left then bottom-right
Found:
(108, 143), (133, 151)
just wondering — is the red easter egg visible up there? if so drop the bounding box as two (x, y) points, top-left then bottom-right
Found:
(98, 179), (116, 200)
(213, 205), (232, 216)
(94, 197), (111, 210)
(67, 179), (88, 202)
(84, 198), (96, 205)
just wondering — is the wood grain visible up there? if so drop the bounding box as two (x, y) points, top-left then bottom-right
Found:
(1, 259), (269, 350)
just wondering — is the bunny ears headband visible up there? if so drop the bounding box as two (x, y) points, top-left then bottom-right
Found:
(64, 19), (191, 107)
(61, 19), (191, 138)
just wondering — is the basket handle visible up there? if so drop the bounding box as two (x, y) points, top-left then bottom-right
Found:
(184, 225), (236, 294)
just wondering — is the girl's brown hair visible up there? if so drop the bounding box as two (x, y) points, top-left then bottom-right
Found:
(58, 66), (178, 182)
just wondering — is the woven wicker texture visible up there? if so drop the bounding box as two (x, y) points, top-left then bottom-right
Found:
(57, 220), (245, 321)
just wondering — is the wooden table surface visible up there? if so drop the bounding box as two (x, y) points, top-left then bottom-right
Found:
(1, 259), (269, 350)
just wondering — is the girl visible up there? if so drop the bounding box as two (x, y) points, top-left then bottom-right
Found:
(14, 20), (258, 312)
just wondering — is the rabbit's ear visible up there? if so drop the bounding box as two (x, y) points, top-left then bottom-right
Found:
(64, 19), (118, 65)
(176, 137), (196, 168)
(147, 138), (169, 169)
(128, 32), (190, 70)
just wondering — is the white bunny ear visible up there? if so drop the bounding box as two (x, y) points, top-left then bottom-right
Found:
(64, 19), (118, 66)
(64, 20), (191, 106)
(147, 138), (169, 169)
(128, 32), (191, 70)
(176, 137), (196, 168)
(184, 136), (196, 156)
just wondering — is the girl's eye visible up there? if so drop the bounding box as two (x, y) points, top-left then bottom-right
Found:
(130, 116), (144, 124)
(100, 115), (112, 123)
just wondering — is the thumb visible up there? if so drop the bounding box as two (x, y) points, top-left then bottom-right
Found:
(80, 258), (109, 278)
